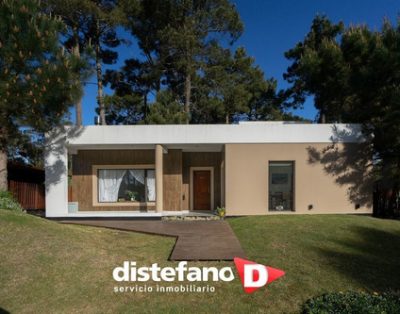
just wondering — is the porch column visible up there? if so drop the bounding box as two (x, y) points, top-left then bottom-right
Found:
(155, 144), (163, 212)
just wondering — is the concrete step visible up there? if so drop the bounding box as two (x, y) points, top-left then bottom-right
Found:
(162, 214), (221, 221)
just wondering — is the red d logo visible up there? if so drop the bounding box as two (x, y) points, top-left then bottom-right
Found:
(233, 257), (285, 294)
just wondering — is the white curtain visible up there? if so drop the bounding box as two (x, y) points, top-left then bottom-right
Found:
(128, 170), (145, 185)
(146, 170), (156, 201)
(98, 169), (126, 202)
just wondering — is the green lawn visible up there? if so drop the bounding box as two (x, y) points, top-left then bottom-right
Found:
(1, 210), (400, 313)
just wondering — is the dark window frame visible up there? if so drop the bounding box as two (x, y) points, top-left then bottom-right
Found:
(268, 161), (295, 211)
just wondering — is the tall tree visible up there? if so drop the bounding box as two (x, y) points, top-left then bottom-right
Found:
(102, 60), (147, 125)
(341, 21), (400, 216)
(86, 0), (125, 125)
(0, 0), (82, 190)
(283, 15), (344, 123)
(108, 0), (289, 125)
(102, 93), (144, 125)
(145, 90), (188, 124)
(43, 0), (94, 126)
(44, 0), (124, 125)
(197, 45), (279, 123)
(284, 15), (400, 216)
(103, 57), (159, 124)
(124, 0), (243, 123)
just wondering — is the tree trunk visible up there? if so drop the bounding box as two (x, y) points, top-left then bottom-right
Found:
(225, 114), (230, 124)
(143, 92), (148, 123)
(184, 72), (191, 124)
(319, 111), (326, 123)
(96, 20), (106, 125)
(0, 148), (7, 191)
(388, 184), (399, 217)
(72, 27), (82, 126)
(75, 96), (83, 126)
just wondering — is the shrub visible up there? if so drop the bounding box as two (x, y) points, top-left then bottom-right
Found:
(215, 207), (226, 218)
(302, 291), (400, 314)
(0, 191), (24, 212)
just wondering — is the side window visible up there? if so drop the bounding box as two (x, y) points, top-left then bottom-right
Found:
(269, 162), (294, 211)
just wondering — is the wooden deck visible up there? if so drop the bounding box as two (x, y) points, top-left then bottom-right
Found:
(60, 219), (246, 261)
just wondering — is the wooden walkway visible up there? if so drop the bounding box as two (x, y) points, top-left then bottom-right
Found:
(60, 220), (246, 261)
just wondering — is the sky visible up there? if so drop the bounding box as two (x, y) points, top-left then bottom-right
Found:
(76, 0), (399, 125)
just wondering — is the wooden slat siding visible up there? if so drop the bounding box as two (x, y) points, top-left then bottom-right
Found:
(8, 180), (45, 210)
(163, 149), (182, 211)
(72, 150), (155, 211)
(71, 150), (223, 212)
(68, 186), (73, 202)
(182, 152), (222, 211)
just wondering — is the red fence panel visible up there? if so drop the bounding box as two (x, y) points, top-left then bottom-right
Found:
(8, 180), (45, 210)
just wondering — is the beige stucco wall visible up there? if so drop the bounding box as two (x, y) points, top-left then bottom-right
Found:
(225, 143), (373, 215)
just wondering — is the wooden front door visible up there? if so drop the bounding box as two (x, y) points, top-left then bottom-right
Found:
(193, 170), (211, 211)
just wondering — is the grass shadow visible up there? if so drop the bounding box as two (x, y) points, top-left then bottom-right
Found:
(314, 225), (400, 291)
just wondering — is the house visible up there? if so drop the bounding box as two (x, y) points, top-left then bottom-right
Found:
(45, 122), (373, 218)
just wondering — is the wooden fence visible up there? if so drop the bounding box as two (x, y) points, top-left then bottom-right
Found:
(373, 183), (400, 218)
(8, 180), (45, 210)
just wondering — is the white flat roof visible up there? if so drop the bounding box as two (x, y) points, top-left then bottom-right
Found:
(63, 122), (363, 146)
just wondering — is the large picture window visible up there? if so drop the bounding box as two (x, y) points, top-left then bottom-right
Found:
(98, 169), (155, 203)
(269, 161), (294, 211)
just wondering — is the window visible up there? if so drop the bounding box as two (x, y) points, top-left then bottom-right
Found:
(98, 169), (155, 203)
(269, 162), (294, 211)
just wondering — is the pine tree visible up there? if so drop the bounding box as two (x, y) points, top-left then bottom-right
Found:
(44, 0), (124, 125)
(284, 15), (400, 216)
(86, 0), (125, 125)
(194, 45), (280, 123)
(42, 0), (94, 126)
(145, 90), (187, 124)
(106, 0), (288, 125)
(283, 15), (345, 123)
(102, 57), (159, 124)
(125, 0), (243, 123)
(0, 0), (82, 190)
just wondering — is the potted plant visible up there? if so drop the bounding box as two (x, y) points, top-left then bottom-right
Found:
(215, 207), (226, 220)
(125, 191), (138, 201)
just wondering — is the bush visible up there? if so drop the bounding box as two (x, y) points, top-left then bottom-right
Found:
(303, 291), (400, 314)
(0, 191), (24, 212)
(215, 207), (226, 218)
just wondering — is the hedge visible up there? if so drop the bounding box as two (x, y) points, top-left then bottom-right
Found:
(303, 291), (400, 314)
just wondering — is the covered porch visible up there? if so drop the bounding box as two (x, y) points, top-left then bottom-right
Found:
(45, 125), (234, 218)
(66, 143), (225, 218)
